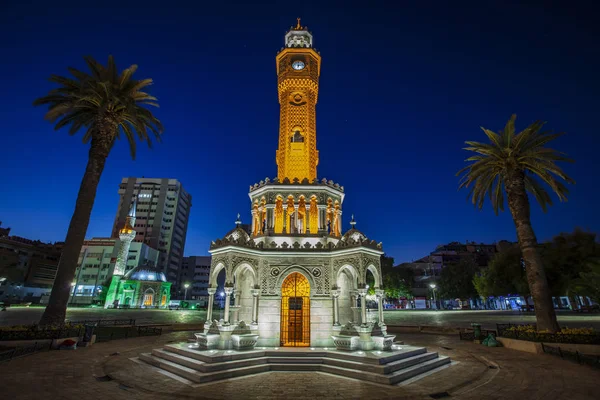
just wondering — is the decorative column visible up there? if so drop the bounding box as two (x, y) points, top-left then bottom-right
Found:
(331, 289), (340, 326)
(375, 289), (385, 327)
(206, 288), (216, 322)
(223, 287), (233, 324)
(251, 209), (257, 236)
(230, 289), (241, 323)
(350, 290), (361, 324)
(357, 288), (368, 327)
(251, 289), (260, 325)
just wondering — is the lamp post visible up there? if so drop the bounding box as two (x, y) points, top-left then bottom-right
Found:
(184, 283), (190, 300)
(430, 283), (437, 310)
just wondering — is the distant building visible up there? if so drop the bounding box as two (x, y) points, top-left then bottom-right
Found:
(64, 237), (159, 305)
(110, 177), (192, 290)
(179, 256), (211, 305)
(0, 233), (63, 303)
(395, 240), (513, 308)
(0, 221), (11, 237)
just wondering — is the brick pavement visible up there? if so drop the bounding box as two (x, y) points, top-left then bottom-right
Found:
(0, 329), (598, 400)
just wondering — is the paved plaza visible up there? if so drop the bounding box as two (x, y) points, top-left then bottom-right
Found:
(0, 328), (598, 399)
(2, 307), (599, 330)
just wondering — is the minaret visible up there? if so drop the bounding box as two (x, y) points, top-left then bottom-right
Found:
(113, 199), (137, 276)
(275, 18), (321, 182)
(104, 198), (137, 308)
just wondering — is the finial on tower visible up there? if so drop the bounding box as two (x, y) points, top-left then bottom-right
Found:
(120, 197), (137, 234)
(350, 214), (356, 228)
(235, 213), (241, 226)
(296, 17), (302, 30)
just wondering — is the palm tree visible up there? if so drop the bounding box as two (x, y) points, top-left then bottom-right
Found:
(457, 115), (574, 332)
(34, 56), (163, 326)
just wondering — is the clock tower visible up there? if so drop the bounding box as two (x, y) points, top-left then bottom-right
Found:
(275, 18), (321, 182)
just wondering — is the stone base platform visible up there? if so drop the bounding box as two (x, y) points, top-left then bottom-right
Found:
(137, 342), (450, 385)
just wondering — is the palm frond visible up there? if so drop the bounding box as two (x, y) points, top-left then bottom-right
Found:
(458, 114), (574, 213)
(34, 55), (163, 160)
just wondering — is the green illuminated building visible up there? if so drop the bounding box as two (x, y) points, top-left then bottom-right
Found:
(104, 198), (171, 308)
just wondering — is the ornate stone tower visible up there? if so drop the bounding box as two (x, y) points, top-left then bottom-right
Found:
(104, 199), (137, 308)
(276, 18), (321, 183)
(207, 20), (384, 349)
(113, 199), (137, 276)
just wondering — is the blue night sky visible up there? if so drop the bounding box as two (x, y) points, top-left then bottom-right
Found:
(0, 1), (598, 263)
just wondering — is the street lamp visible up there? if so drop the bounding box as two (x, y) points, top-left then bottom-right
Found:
(429, 283), (437, 310)
(183, 283), (190, 300)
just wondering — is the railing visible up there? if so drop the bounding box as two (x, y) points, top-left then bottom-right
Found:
(66, 318), (135, 326)
(0, 327), (84, 341)
(459, 329), (497, 341)
(541, 343), (600, 369)
(497, 323), (600, 345)
(95, 326), (162, 342)
(0, 342), (50, 362)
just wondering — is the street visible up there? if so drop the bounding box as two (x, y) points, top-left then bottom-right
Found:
(1, 307), (599, 330)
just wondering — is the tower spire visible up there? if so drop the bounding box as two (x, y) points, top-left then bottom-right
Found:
(295, 17), (302, 30)
(121, 197), (137, 234)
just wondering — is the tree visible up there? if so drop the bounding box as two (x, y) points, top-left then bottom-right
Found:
(541, 229), (599, 297)
(34, 56), (163, 326)
(568, 259), (600, 304)
(382, 267), (414, 299)
(377, 255), (414, 300)
(458, 114), (574, 332)
(438, 257), (479, 300)
(473, 244), (529, 299)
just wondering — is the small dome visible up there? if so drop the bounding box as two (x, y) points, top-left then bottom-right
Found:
(341, 228), (367, 242)
(125, 265), (166, 282)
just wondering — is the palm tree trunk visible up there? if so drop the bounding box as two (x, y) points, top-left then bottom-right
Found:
(505, 170), (560, 333)
(39, 131), (113, 326)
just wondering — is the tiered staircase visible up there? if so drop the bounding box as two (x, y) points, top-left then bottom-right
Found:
(137, 342), (451, 385)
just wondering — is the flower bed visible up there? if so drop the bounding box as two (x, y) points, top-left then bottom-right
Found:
(498, 324), (600, 345)
(0, 325), (85, 341)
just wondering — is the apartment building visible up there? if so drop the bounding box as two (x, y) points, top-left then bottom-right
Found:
(111, 178), (192, 289)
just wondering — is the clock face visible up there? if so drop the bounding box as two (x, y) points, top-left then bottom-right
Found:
(292, 60), (305, 70)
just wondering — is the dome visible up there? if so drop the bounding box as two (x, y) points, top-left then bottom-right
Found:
(125, 265), (167, 282)
(341, 228), (368, 242)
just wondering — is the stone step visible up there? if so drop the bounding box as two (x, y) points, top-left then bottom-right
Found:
(138, 349), (451, 386)
(164, 343), (426, 366)
(323, 351), (438, 374)
(382, 352), (440, 374)
(388, 356), (451, 385)
(139, 353), (271, 384)
(163, 344), (266, 363)
(153, 348), (327, 372)
(325, 346), (426, 365)
(320, 356), (451, 385)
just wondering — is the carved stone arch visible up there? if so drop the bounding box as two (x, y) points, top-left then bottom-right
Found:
(360, 255), (382, 288)
(209, 260), (227, 287)
(232, 261), (258, 289)
(275, 265), (317, 296)
(336, 264), (359, 291)
(333, 256), (361, 285)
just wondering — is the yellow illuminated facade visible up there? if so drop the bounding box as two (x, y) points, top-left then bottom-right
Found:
(207, 21), (386, 351)
(275, 19), (321, 183)
(248, 20), (344, 238)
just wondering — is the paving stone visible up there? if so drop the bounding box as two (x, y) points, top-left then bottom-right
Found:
(0, 330), (598, 399)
